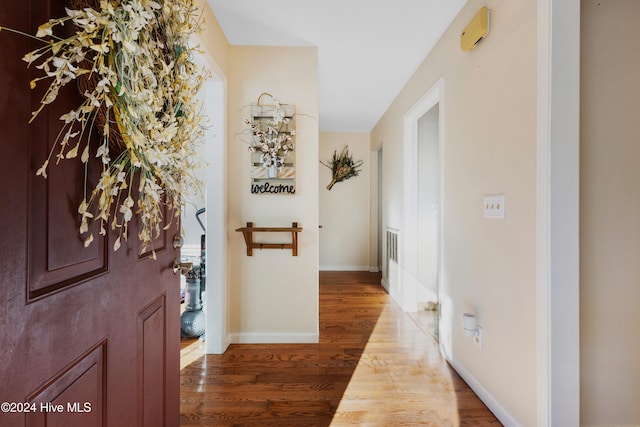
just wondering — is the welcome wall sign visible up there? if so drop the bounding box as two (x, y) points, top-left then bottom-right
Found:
(246, 94), (296, 195)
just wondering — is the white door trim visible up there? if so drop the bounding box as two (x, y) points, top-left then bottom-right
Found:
(537, 0), (580, 424)
(195, 40), (230, 355)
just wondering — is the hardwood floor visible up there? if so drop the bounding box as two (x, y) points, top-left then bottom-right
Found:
(180, 271), (501, 426)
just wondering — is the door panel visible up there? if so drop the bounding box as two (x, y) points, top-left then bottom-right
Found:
(0, 0), (180, 426)
(28, 155), (109, 300)
(25, 0), (109, 301)
(31, 143), (107, 289)
(26, 342), (106, 427)
(139, 297), (167, 427)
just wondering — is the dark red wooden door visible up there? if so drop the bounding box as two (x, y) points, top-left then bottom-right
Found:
(0, 1), (180, 426)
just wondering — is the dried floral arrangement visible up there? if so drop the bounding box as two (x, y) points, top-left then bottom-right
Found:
(244, 92), (295, 171)
(0, 0), (208, 255)
(321, 145), (364, 190)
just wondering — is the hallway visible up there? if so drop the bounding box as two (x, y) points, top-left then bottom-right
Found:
(180, 271), (501, 426)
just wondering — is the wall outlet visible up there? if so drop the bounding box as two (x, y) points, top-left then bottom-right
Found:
(484, 194), (505, 218)
(474, 325), (483, 350)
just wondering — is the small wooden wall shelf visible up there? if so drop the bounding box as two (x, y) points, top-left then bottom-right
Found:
(236, 222), (302, 256)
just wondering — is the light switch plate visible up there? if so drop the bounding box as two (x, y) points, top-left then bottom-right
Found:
(484, 194), (505, 218)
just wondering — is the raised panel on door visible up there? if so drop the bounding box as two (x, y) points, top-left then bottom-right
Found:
(0, 0), (180, 426)
(139, 296), (167, 427)
(26, 342), (106, 427)
(26, 33), (109, 302)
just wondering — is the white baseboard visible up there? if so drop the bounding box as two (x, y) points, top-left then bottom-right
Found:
(447, 357), (522, 427)
(319, 265), (371, 272)
(228, 332), (319, 344)
(583, 425), (640, 427)
(380, 277), (390, 292)
(369, 267), (380, 273)
(205, 334), (232, 355)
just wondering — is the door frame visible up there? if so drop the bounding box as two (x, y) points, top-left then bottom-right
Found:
(536, 0), (580, 424)
(196, 42), (229, 355)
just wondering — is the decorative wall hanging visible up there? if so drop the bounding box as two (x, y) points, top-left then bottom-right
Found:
(244, 93), (296, 194)
(321, 145), (364, 190)
(0, 0), (208, 255)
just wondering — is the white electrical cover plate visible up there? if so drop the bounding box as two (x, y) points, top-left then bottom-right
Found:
(484, 194), (505, 218)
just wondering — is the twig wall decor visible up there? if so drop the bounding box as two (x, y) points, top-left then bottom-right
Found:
(320, 145), (364, 190)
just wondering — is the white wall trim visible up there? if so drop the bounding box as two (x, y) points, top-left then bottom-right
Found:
(448, 357), (522, 427)
(229, 332), (319, 344)
(319, 265), (371, 272)
(536, 0), (581, 425)
(369, 150), (378, 273)
(194, 37), (230, 355)
(582, 425), (640, 427)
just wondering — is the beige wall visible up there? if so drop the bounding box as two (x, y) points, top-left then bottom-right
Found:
(196, 0), (230, 75)
(227, 46), (320, 342)
(371, 0), (537, 424)
(319, 132), (371, 270)
(197, 0), (230, 75)
(581, 1), (640, 425)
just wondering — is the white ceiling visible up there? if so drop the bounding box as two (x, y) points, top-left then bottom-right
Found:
(207, 0), (467, 132)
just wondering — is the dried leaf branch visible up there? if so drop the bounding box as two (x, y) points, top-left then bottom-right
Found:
(320, 146), (363, 190)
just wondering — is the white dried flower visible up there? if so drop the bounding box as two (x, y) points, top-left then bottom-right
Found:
(15, 0), (208, 252)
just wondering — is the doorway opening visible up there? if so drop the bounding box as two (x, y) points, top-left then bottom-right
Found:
(414, 104), (440, 340)
(180, 45), (228, 356)
(401, 79), (443, 342)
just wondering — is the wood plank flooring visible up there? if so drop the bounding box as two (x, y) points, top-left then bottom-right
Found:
(180, 271), (501, 426)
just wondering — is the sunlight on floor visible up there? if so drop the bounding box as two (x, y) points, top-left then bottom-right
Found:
(180, 338), (205, 371)
(179, 275), (499, 426)
(330, 303), (460, 426)
(408, 309), (440, 341)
